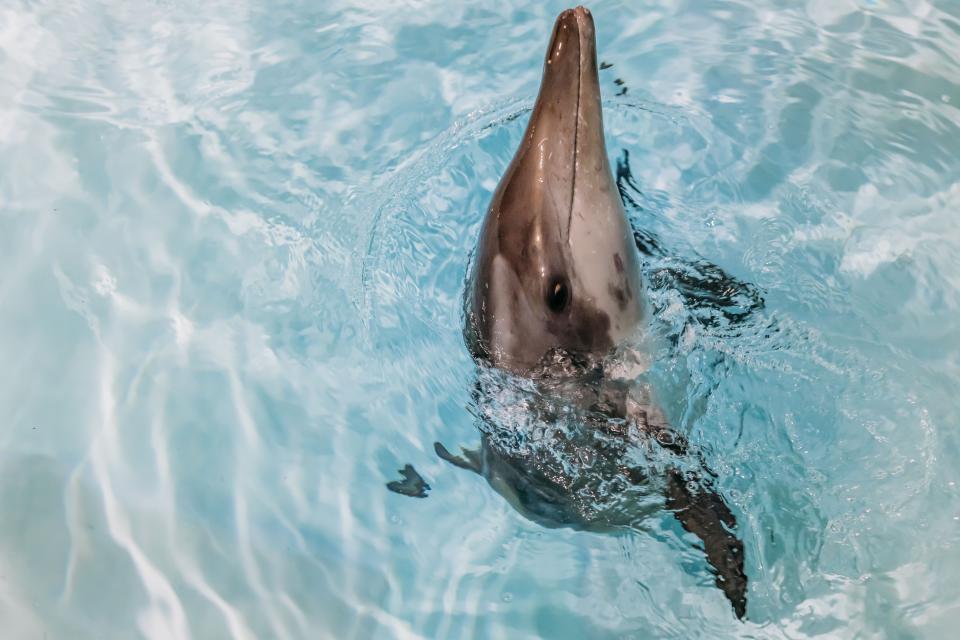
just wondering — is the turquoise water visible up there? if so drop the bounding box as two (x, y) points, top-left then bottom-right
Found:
(2, 0), (960, 637)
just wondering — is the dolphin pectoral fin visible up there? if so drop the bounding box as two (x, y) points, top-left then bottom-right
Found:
(434, 441), (483, 474)
(665, 469), (748, 620)
(615, 147), (765, 327)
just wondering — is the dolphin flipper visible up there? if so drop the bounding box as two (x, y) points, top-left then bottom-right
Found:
(665, 468), (747, 619)
(434, 441), (483, 474)
(615, 148), (765, 329)
(633, 414), (749, 618)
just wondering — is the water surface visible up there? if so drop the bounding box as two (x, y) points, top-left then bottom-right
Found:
(1, 0), (959, 637)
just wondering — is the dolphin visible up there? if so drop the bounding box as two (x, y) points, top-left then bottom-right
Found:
(436, 6), (749, 619)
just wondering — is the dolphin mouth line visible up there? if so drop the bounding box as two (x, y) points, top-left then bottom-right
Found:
(560, 6), (591, 246)
(567, 37), (581, 244)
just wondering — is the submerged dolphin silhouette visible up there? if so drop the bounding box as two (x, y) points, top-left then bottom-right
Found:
(437, 6), (749, 619)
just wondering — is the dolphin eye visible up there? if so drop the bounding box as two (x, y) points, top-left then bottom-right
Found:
(546, 278), (570, 313)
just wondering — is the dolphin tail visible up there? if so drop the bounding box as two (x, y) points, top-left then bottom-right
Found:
(665, 469), (748, 619)
(385, 464), (431, 498)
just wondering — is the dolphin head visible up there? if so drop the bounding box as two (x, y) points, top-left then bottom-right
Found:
(465, 6), (646, 373)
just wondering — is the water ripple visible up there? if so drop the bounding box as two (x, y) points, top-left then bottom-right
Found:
(2, 0), (960, 637)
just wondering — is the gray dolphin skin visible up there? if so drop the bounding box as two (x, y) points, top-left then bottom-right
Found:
(447, 6), (748, 620)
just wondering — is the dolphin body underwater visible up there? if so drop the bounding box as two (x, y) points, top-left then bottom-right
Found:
(392, 6), (752, 619)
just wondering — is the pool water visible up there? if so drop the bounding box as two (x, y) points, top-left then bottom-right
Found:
(2, 0), (960, 637)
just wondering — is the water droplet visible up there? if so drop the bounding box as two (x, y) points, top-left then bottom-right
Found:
(577, 447), (595, 466)
(655, 430), (675, 447)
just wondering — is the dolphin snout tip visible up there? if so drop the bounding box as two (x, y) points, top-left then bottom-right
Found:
(575, 7), (595, 34)
(557, 6), (593, 27)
